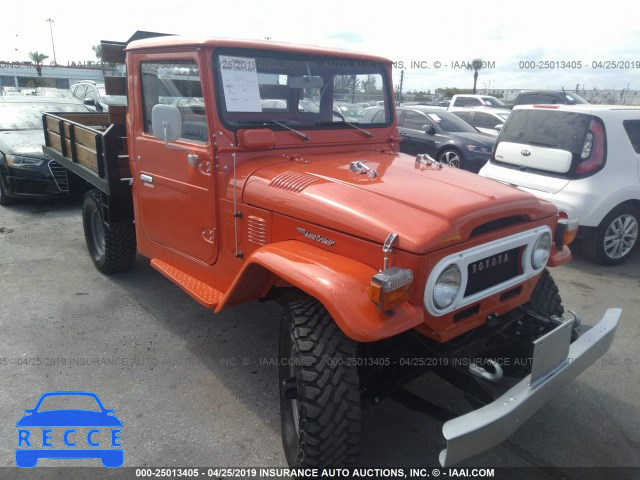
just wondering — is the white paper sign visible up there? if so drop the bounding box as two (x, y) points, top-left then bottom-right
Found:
(219, 56), (262, 112)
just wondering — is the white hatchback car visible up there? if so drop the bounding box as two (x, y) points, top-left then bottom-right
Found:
(480, 104), (640, 265)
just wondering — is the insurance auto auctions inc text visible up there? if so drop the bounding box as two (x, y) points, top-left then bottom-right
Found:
(199, 467), (496, 478)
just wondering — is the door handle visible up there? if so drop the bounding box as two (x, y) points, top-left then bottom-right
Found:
(140, 174), (153, 185)
(399, 131), (407, 136)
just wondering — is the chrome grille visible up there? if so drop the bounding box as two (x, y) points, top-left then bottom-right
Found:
(48, 160), (69, 192)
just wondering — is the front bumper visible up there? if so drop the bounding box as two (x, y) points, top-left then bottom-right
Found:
(439, 307), (621, 467)
(1, 160), (68, 198)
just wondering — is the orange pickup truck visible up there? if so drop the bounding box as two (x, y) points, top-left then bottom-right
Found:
(42, 32), (620, 467)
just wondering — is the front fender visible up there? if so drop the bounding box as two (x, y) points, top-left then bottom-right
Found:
(216, 240), (425, 342)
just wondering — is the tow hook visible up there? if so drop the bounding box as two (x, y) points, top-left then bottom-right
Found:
(565, 310), (582, 328)
(469, 359), (503, 383)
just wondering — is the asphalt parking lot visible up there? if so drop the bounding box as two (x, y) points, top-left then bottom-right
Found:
(0, 197), (639, 478)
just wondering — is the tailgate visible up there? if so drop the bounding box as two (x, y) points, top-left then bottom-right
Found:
(494, 141), (572, 173)
(481, 161), (570, 194)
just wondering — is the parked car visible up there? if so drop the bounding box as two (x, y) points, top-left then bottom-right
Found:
(360, 105), (386, 123)
(507, 90), (589, 108)
(448, 94), (506, 109)
(451, 107), (511, 136)
(397, 106), (496, 172)
(480, 104), (640, 265)
(0, 97), (91, 205)
(70, 81), (126, 112)
(333, 102), (368, 122)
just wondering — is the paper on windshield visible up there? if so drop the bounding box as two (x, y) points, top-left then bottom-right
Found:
(219, 56), (262, 112)
(428, 114), (442, 122)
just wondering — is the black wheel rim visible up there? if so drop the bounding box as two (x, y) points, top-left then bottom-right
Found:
(90, 209), (106, 257)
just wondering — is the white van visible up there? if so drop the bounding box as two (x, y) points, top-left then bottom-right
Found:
(480, 104), (640, 265)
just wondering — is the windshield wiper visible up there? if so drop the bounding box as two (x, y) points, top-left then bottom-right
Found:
(233, 119), (309, 140)
(267, 120), (309, 141)
(316, 121), (373, 138)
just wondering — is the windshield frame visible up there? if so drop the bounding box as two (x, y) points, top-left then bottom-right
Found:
(212, 48), (394, 134)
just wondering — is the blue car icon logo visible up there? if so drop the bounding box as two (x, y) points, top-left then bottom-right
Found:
(16, 391), (123, 468)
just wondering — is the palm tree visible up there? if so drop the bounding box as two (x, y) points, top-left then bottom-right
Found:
(28, 51), (49, 77)
(92, 44), (107, 75)
(467, 58), (484, 94)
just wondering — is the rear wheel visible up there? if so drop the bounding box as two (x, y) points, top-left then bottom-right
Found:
(82, 189), (136, 274)
(279, 300), (361, 467)
(582, 205), (640, 265)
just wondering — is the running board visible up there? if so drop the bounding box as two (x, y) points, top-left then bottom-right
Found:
(150, 258), (223, 308)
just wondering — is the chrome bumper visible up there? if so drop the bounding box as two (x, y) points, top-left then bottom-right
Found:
(439, 308), (621, 467)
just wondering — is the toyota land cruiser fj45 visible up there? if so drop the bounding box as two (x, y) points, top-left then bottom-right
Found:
(41, 32), (620, 467)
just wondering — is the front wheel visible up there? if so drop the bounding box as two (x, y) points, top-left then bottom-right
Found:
(526, 268), (564, 319)
(82, 189), (136, 274)
(279, 300), (361, 467)
(0, 176), (16, 206)
(438, 149), (462, 169)
(582, 205), (640, 265)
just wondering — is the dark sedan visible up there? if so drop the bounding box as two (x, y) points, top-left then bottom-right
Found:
(397, 106), (496, 172)
(0, 97), (91, 205)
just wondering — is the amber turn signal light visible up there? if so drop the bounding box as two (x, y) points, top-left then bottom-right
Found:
(554, 218), (579, 249)
(369, 267), (413, 312)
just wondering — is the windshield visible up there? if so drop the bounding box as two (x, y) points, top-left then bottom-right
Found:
(565, 92), (589, 104)
(427, 111), (479, 133)
(0, 102), (90, 130)
(500, 110), (590, 153)
(496, 112), (511, 121)
(481, 97), (506, 106)
(214, 50), (391, 130)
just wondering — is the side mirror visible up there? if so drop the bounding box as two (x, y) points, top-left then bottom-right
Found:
(422, 124), (436, 135)
(151, 104), (198, 169)
(152, 104), (182, 143)
(83, 98), (96, 106)
(495, 124), (503, 131)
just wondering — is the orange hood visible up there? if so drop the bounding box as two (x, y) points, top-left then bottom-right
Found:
(242, 151), (557, 254)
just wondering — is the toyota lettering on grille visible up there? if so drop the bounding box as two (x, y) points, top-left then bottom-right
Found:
(465, 248), (519, 297)
(470, 251), (510, 274)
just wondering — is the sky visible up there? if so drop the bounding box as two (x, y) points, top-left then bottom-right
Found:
(2, 0), (639, 94)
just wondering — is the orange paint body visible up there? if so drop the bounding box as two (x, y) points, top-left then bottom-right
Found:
(118, 37), (569, 343)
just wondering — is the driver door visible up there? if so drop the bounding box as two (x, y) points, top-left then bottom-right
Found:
(130, 56), (217, 265)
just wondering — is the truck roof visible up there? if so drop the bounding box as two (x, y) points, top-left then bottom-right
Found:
(125, 35), (393, 64)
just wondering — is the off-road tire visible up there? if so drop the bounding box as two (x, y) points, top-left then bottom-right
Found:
(0, 177), (15, 205)
(279, 300), (361, 468)
(82, 189), (136, 274)
(526, 268), (564, 319)
(582, 205), (640, 266)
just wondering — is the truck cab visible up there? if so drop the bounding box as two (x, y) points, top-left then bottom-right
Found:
(41, 34), (620, 469)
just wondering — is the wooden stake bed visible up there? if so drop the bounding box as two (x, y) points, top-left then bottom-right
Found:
(42, 112), (131, 196)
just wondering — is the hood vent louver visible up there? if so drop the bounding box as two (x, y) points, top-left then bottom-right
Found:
(269, 171), (318, 193)
(247, 216), (268, 246)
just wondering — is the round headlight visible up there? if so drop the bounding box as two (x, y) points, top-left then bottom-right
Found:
(433, 264), (461, 309)
(531, 232), (552, 269)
